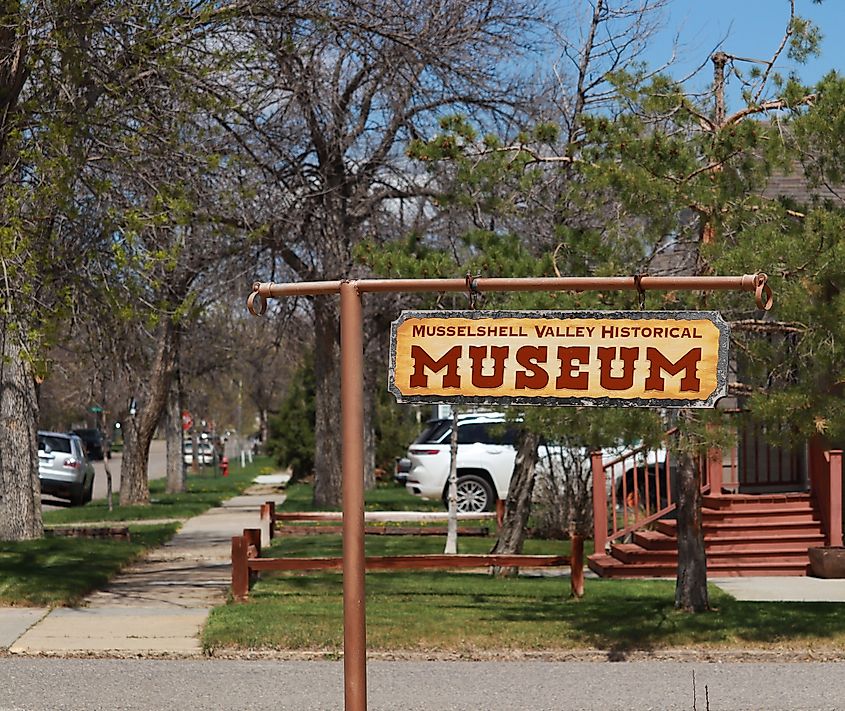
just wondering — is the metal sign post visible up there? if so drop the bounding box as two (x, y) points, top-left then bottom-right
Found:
(247, 273), (772, 711)
(339, 281), (367, 709)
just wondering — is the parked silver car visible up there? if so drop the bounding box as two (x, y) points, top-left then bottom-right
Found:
(37, 431), (95, 506)
(183, 439), (217, 466)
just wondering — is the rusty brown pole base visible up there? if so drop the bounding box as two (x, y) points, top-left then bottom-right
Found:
(340, 281), (367, 711)
(231, 535), (248, 602)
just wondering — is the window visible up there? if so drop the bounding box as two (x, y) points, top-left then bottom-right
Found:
(414, 420), (452, 444)
(38, 435), (72, 453)
(457, 423), (518, 445)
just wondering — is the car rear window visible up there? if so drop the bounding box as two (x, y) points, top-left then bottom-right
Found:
(38, 435), (72, 453)
(413, 420), (451, 444)
(456, 423), (518, 445)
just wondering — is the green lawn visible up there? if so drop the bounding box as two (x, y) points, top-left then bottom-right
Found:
(265, 532), (584, 557)
(43, 456), (276, 525)
(2, 455), (279, 606)
(0, 523), (178, 607)
(281, 480), (444, 512)
(203, 480), (845, 656)
(204, 572), (845, 655)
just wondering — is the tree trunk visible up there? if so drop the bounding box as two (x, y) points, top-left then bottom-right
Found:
(165, 366), (185, 494)
(120, 319), (178, 505)
(491, 430), (540, 576)
(98, 408), (114, 512)
(258, 407), (268, 447)
(444, 409), (459, 555)
(313, 296), (343, 508)
(0, 324), (43, 540)
(674, 450), (710, 612)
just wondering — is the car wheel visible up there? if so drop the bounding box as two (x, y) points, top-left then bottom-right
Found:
(454, 474), (494, 513)
(69, 483), (86, 507)
(83, 475), (94, 504)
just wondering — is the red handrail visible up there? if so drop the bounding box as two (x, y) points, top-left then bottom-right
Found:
(592, 430), (681, 550)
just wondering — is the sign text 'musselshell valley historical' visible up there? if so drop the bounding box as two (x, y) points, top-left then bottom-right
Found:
(388, 310), (730, 408)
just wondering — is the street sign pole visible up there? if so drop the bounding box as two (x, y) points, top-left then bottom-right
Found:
(247, 272), (773, 711)
(340, 282), (367, 711)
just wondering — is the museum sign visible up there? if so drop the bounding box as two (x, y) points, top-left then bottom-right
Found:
(388, 310), (730, 408)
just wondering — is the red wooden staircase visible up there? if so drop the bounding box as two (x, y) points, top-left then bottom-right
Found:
(588, 493), (825, 578)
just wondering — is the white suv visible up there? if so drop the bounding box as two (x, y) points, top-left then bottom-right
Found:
(405, 412), (523, 513)
(405, 412), (667, 514)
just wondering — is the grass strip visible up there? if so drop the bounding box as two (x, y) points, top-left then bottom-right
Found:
(263, 532), (588, 558)
(0, 523), (179, 607)
(282, 481), (444, 513)
(43, 456), (276, 524)
(204, 573), (845, 654)
(207, 480), (844, 654)
(4, 455), (279, 605)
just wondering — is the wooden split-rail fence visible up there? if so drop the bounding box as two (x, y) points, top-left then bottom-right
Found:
(230, 501), (585, 601)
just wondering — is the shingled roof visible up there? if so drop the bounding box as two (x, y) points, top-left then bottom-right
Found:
(761, 166), (845, 207)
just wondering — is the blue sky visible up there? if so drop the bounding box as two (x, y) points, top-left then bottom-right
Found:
(648, 0), (843, 99)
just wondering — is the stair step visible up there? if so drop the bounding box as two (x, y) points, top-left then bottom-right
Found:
(631, 529), (824, 554)
(611, 543), (813, 566)
(587, 554), (675, 578)
(706, 535), (825, 554)
(588, 552), (810, 578)
(707, 560), (811, 576)
(702, 503), (816, 515)
(594, 492), (824, 578)
(702, 493), (812, 509)
(633, 530), (677, 550)
(657, 518), (823, 537)
(701, 510), (820, 525)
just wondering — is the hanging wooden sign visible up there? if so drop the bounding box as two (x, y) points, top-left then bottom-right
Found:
(388, 310), (730, 408)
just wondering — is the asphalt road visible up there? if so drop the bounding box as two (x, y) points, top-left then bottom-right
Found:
(1, 659), (845, 710)
(42, 439), (167, 510)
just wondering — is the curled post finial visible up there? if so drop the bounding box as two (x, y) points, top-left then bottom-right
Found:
(247, 288), (267, 316)
(754, 273), (773, 311)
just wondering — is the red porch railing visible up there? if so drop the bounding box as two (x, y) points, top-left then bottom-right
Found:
(592, 439), (676, 553)
(809, 441), (843, 547)
(592, 430), (743, 552)
(593, 433), (843, 553)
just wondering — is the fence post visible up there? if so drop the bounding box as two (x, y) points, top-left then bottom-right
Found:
(268, 501), (276, 541)
(244, 527), (262, 587)
(591, 451), (607, 554)
(231, 535), (249, 602)
(829, 451), (843, 548)
(244, 528), (261, 558)
(570, 534), (584, 599)
(260, 503), (268, 545)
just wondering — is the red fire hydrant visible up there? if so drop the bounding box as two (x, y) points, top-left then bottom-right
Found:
(221, 456), (229, 477)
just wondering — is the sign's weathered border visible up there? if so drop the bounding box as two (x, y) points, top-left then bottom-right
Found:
(388, 309), (730, 408)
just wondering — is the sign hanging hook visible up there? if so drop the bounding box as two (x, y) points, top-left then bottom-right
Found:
(633, 274), (646, 310)
(465, 271), (482, 310)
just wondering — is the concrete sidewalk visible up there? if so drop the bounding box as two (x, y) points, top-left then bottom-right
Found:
(6, 478), (288, 656)
(712, 575), (845, 602)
